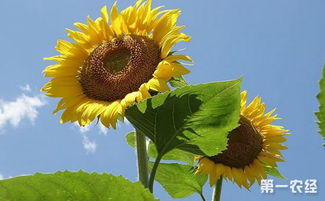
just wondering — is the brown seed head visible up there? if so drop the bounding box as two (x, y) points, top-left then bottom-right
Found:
(78, 35), (161, 102)
(208, 116), (263, 168)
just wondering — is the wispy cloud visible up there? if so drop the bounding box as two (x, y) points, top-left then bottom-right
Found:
(19, 84), (31, 92)
(75, 121), (110, 135)
(0, 92), (47, 131)
(73, 118), (131, 153)
(82, 135), (97, 154)
(0, 173), (4, 180)
(79, 124), (91, 133)
(73, 123), (97, 153)
(99, 123), (108, 135)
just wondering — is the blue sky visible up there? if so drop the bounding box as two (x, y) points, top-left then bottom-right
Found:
(0, 0), (325, 200)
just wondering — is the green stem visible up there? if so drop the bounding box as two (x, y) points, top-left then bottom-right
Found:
(199, 192), (207, 201)
(135, 129), (149, 188)
(212, 177), (223, 201)
(148, 154), (163, 193)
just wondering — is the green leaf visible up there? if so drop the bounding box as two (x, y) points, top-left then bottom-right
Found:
(126, 132), (195, 165)
(316, 65), (325, 142)
(169, 76), (189, 88)
(150, 163), (207, 199)
(264, 166), (287, 179)
(155, 148), (195, 165)
(126, 131), (137, 147)
(0, 171), (159, 201)
(125, 79), (242, 157)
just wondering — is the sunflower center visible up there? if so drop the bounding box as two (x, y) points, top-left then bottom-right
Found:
(207, 116), (263, 168)
(78, 35), (161, 102)
(104, 48), (131, 74)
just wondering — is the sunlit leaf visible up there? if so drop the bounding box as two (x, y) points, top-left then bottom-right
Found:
(150, 163), (207, 199)
(125, 79), (242, 157)
(126, 132), (195, 165)
(0, 171), (159, 201)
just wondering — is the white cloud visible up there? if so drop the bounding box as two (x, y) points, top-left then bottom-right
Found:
(73, 117), (131, 153)
(75, 121), (109, 135)
(79, 124), (91, 133)
(74, 123), (97, 153)
(82, 135), (97, 154)
(0, 173), (4, 180)
(99, 123), (108, 135)
(0, 93), (46, 130)
(20, 84), (31, 92)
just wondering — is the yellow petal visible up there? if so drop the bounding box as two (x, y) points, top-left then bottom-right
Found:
(135, 0), (143, 8)
(154, 61), (190, 81)
(223, 166), (233, 181)
(74, 22), (89, 33)
(55, 40), (88, 58)
(209, 165), (220, 186)
(137, 84), (151, 101)
(110, 2), (121, 35)
(121, 92), (139, 108)
(152, 9), (180, 43)
(153, 61), (173, 81)
(161, 33), (191, 58)
(66, 29), (90, 46)
(164, 54), (193, 63)
(197, 158), (214, 174)
(146, 78), (170, 92)
(43, 64), (78, 78)
(231, 168), (245, 187)
(170, 63), (190, 77)
(100, 101), (124, 129)
(101, 6), (109, 23)
(53, 95), (84, 113)
(80, 101), (106, 125)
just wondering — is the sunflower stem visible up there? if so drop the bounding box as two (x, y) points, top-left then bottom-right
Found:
(148, 154), (163, 193)
(199, 192), (207, 201)
(135, 129), (149, 188)
(212, 177), (223, 201)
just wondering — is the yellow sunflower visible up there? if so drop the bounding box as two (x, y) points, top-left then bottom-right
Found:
(196, 91), (288, 189)
(41, 0), (191, 128)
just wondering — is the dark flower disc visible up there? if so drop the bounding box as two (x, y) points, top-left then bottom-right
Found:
(208, 116), (263, 168)
(79, 35), (161, 102)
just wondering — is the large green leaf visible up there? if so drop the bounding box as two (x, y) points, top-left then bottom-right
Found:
(0, 171), (159, 201)
(316, 65), (325, 142)
(126, 132), (195, 165)
(125, 79), (242, 157)
(150, 163), (207, 199)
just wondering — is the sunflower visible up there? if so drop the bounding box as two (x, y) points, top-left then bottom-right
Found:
(196, 91), (288, 189)
(41, 0), (191, 128)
